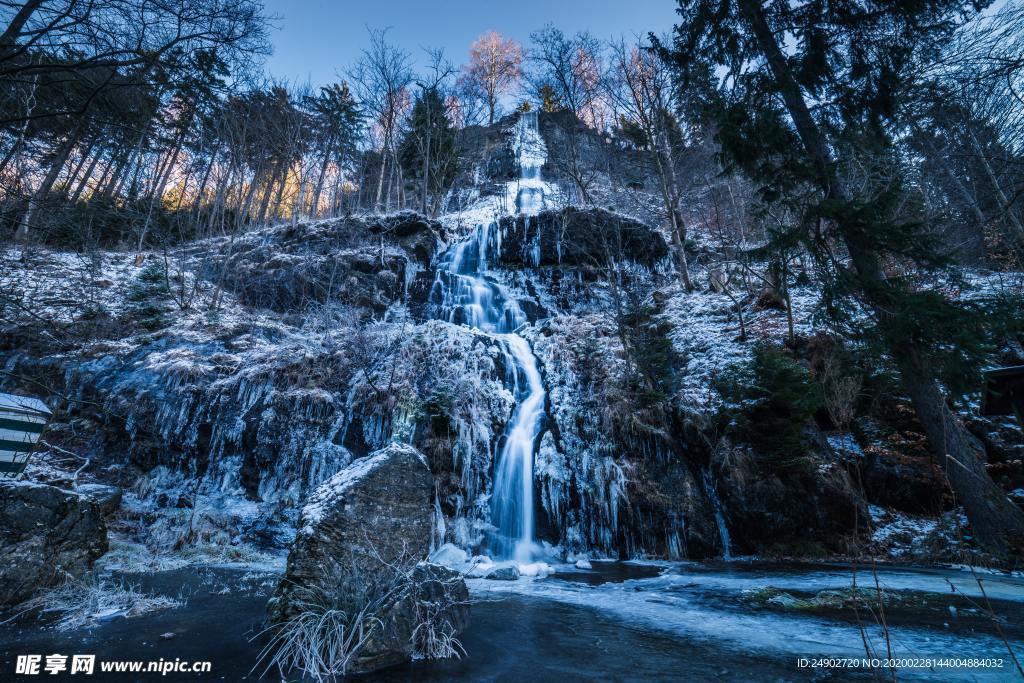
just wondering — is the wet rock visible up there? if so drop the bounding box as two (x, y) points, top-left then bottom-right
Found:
(0, 480), (108, 606)
(710, 435), (866, 556)
(861, 448), (946, 514)
(75, 484), (123, 516)
(203, 213), (444, 315)
(366, 212), (445, 268)
(484, 566), (520, 581)
(575, 558), (593, 570)
(766, 592), (803, 609)
(430, 543), (469, 569)
(271, 443), (434, 612)
(356, 562), (469, 671)
(497, 207), (668, 271)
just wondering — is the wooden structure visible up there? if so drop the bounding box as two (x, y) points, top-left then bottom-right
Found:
(981, 365), (1024, 422)
(0, 392), (51, 476)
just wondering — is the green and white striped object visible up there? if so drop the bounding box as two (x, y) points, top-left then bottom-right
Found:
(0, 392), (51, 476)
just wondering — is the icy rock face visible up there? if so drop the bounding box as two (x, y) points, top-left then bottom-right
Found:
(527, 316), (720, 559)
(73, 332), (357, 505)
(66, 313), (512, 515)
(200, 212), (445, 315)
(709, 435), (867, 555)
(339, 320), (516, 549)
(496, 207), (668, 271)
(0, 480), (108, 606)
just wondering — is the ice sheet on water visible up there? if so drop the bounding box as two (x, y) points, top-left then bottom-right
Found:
(468, 565), (1024, 675)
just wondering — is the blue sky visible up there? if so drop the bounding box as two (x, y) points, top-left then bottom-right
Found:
(259, 0), (682, 86)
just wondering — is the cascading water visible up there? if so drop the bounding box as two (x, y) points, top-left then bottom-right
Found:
(702, 469), (733, 561)
(429, 112), (550, 562)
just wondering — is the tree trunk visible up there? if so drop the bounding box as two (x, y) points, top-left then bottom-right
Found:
(652, 139), (692, 292)
(895, 345), (1024, 558)
(375, 151), (387, 209)
(137, 125), (186, 251)
(421, 122), (432, 214)
(254, 161), (279, 225)
(0, 0), (44, 59)
(190, 143), (218, 215)
(64, 136), (98, 195)
(966, 123), (1024, 244)
(739, 0), (1024, 561)
(310, 134), (334, 219)
(270, 161), (290, 222)
(16, 119), (82, 239)
(70, 143), (105, 202)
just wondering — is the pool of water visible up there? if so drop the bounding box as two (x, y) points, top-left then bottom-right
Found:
(2, 562), (1020, 681)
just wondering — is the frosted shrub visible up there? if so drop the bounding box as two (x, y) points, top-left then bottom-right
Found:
(24, 576), (181, 631)
(257, 554), (467, 681)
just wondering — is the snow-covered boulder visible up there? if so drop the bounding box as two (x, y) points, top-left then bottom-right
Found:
(75, 484), (123, 517)
(273, 443), (434, 603)
(268, 443), (469, 675)
(484, 566), (520, 581)
(429, 542), (469, 568)
(0, 480), (108, 606)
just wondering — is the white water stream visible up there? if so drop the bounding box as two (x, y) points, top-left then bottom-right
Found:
(430, 112), (551, 561)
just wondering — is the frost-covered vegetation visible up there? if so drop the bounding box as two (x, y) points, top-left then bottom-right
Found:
(2, 1), (1023, 583)
(23, 576), (181, 632)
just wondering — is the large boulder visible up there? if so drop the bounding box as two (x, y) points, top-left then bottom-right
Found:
(268, 443), (469, 676)
(0, 480), (108, 606)
(75, 483), (123, 516)
(497, 207), (668, 271)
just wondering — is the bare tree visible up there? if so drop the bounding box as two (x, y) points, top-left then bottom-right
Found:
(527, 25), (603, 125)
(462, 30), (523, 125)
(607, 38), (693, 291)
(349, 28), (413, 212)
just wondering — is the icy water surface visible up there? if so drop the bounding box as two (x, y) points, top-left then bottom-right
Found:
(2, 562), (1022, 681)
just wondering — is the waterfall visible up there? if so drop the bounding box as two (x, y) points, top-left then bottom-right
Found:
(702, 469), (733, 560)
(429, 112), (550, 561)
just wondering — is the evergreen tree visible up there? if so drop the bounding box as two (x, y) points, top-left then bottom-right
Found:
(304, 83), (363, 217)
(660, 0), (1024, 561)
(398, 87), (458, 215)
(538, 84), (563, 113)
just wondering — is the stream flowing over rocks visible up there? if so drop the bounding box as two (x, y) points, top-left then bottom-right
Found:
(2, 111), (1018, 565)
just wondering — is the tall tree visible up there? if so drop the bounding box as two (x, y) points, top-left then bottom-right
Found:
(349, 28), (413, 211)
(607, 39), (693, 291)
(399, 87), (457, 215)
(528, 25), (603, 125)
(661, 0), (1024, 561)
(303, 82), (362, 218)
(463, 30), (523, 125)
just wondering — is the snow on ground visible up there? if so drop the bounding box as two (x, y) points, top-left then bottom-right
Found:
(867, 504), (970, 561)
(660, 283), (821, 410)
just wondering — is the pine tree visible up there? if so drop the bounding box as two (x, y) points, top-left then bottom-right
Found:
(660, 0), (1024, 561)
(398, 87), (458, 215)
(538, 84), (562, 113)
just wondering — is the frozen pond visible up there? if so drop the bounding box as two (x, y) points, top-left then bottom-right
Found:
(2, 561), (1021, 680)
